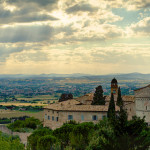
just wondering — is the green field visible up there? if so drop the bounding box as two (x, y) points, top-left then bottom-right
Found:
(0, 109), (44, 121)
(15, 94), (59, 101)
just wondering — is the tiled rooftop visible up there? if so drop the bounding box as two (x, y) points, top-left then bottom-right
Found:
(45, 99), (120, 112)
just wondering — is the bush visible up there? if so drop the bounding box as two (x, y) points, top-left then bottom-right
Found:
(37, 135), (57, 150)
(27, 127), (52, 150)
(7, 117), (41, 132)
(0, 131), (24, 150)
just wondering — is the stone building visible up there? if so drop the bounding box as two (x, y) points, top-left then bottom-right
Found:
(134, 85), (150, 125)
(44, 78), (136, 129)
(44, 99), (119, 129)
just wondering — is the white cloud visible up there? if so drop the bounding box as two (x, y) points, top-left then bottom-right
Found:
(129, 17), (150, 36)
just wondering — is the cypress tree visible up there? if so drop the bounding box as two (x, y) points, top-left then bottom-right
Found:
(107, 93), (116, 120)
(92, 85), (105, 105)
(116, 87), (123, 107)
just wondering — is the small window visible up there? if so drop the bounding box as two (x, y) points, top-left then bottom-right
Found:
(52, 116), (54, 121)
(68, 115), (73, 120)
(92, 115), (97, 121)
(48, 116), (50, 120)
(146, 106), (147, 110)
(81, 115), (84, 121)
(56, 117), (59, 121)
(45, 114), (47, 120)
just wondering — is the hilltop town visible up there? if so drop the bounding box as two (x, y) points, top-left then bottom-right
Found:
(44, 78), (150, 129)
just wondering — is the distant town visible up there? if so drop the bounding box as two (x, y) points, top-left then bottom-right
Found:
(0, 73), (150, 104)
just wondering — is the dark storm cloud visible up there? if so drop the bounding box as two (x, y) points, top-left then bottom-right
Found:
(66, 3), (98, 14)
(0, 25), (53, 43)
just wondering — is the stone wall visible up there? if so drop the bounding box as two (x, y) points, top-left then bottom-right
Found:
(44, 109), (107, 129)
(124, 102), (136, 120)
(0, 125), (31, 146)
(135, 86), (150, 124)
(135, 86), (150, 97)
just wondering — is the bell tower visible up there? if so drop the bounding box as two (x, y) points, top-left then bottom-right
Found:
(111, 78), (118, 95)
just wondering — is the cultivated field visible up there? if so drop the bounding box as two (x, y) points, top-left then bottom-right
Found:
(15, 94), (58, 101)
(0, 110), (44, 121)
(0, 102), (48, 106)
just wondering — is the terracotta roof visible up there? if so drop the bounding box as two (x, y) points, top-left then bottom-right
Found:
(75, 93), (94, 101)
(45, 99), (120, 112)
(134, 84), (150, 91)
(105, 95), (135, 102)
(75, 93), (134, 103)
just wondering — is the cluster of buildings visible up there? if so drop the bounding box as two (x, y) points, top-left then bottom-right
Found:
(44, 78), (150, 129)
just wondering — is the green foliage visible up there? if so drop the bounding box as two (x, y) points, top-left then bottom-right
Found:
(70, 122), (95, 150)
(7, 117), (41, 132)
(37, 135), (57, 150)
(92, 85), (105, 105)
(87, 113), (150, 150)
(0, 131), (24, 150)
(63, 120), (78, 125)
(107, 93), (116, 121)
(0, 118), (11, 124)
(27, 116), (150, 150)
(27, 127), (52, 150)
(53, 123), (76, 148)
(116, 87), (123, 107)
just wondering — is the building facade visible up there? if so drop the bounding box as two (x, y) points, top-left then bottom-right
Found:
(44, 78), (137, 129)
(135, 85), (150, 124)
(43, 99), (118, 129)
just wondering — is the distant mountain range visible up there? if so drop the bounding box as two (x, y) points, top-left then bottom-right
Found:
(0, 72), (150, 80)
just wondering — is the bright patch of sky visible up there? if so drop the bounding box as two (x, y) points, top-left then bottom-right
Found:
(112, 8), (145, 27)
(0, 0), (150, 74)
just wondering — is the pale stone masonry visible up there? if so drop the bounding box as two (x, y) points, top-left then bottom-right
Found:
(44, 82), (150, 129)
(44, 99), (120, 129)
(43, 78), (137, 129)
(135, 85), (150, 124)
(76, 93), (135, 120)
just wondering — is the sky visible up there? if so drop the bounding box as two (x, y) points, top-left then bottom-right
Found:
(0, 0), (150, 75)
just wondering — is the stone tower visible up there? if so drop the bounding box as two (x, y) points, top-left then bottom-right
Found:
(111, 78), (118, 95)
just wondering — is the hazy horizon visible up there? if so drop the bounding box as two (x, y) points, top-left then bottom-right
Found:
(0, 72), (149, 75)
(0, 0), (150, 74)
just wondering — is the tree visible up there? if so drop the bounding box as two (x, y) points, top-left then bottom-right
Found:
(37, 135), (57, 150)
(0, 132), (25, 150)
(87, 116), (150, 150)
(107, 93), (115, 120)
(70, 122), (95, 150)
(27, 128), (52, 150)
(92, 85), (105, 105)
(59, 93), (73, 102)
(53, 123), (76, 148)
(116, 87), (123, 107)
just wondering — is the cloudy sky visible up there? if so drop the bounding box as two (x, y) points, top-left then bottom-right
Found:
(0, 0), (150, 74)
